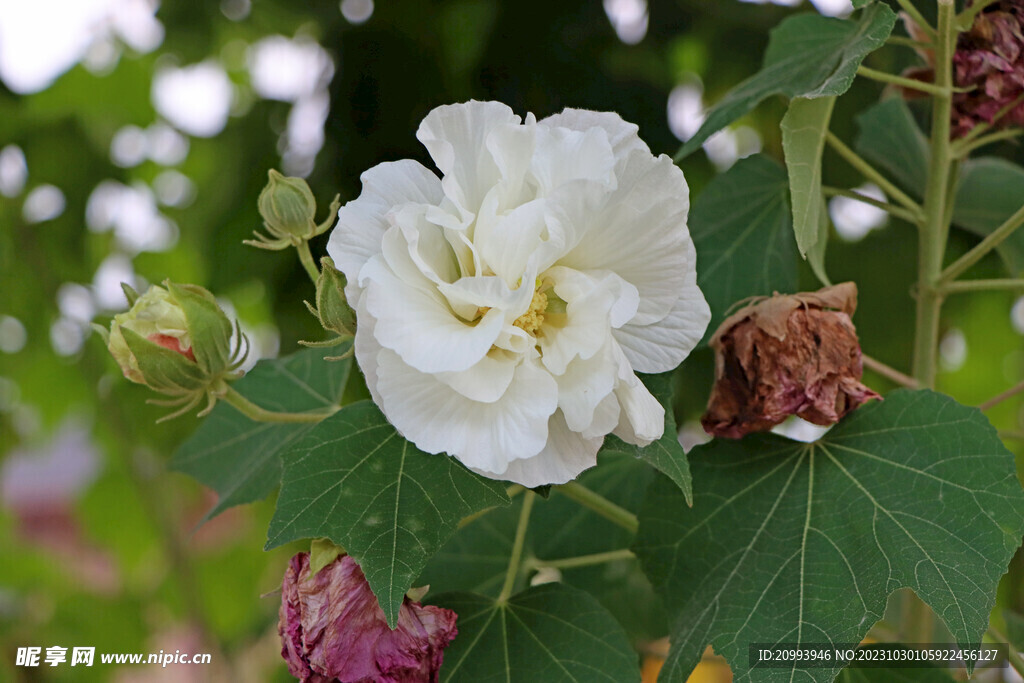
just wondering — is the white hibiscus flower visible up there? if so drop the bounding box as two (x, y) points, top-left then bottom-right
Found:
(327, 100), (710, 487)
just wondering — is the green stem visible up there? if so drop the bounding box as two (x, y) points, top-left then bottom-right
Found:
(498, 491), (535, 604)
(527, 549), (635, 571)
(856, 65), (952, 97)
(885, 35), (932, 50)
(296, 240), (320, 285)
(825, 132), (924, 218)
(556, 482), (639, 535)
(942, 278), (1024, 294)
(895, 0), (937, 36)
(951, 128), (1024, 158)
(978, 379), (1024, 411)
(988, 625), (1024, 679)
(999, 430), (1024, 441)
(821, 186), (920, 223)
(862, 354), (919, 388)
(939, 204), (1024, 284)
(222, 386), (338, 423)
(958, 0), (999, 29)
(911, 0), (957, 391)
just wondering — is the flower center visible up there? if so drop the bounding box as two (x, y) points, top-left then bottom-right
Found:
(513, 290), (548, 335)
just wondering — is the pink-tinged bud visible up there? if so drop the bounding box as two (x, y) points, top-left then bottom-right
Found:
(278, 553), (458, 683)
(701, 283), (880, 439)
(146, 333), (197, 362)
(952, 2), (1024, 137)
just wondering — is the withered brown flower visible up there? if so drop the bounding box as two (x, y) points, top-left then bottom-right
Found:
(701, 283), (880, 439)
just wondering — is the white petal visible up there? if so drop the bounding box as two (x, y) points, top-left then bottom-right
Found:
(353, 297), (384, 407)
(612, 243), (711, 373)
(391, 203), (460, 285)
(478, 411), (602, 487)
(611, 362), (665, 446)
(555, 345), (617, 433)
(582, 392), (621, 439)
(474, 195), (547, 287)
(416, 101), (519, 215)
(558, 150), (692, 326)
(362, 257), (504, 373)
(530, 125), (616, 196)
(434, 350), (517, 403)
(540, 108), (648, 162)
(375, 350), (558, 474)
(328, 159), (442, 303)
(436, 273), (534, 323)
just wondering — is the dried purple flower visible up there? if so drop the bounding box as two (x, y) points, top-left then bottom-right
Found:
(701, 283), (880, 439)
(953, 1), (1024, 137)
(278, 553), (458, 683)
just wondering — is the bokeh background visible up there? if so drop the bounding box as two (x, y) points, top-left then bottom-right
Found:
(1, 0), (1021, 681)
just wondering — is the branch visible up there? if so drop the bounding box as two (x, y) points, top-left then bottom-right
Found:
(556, 482), (639, 534)
(821, 186), (920, 224)
(938, 204), (1024, 284)
(862, 355), (919, 388)
(978, 380), (1024, 411)
(825, 132), (924, 219)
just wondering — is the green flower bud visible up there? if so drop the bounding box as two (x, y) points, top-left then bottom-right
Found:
(246, 170), (341, 251)
(104, 281), (248, 420)
(300, 257), (355, 359)
(259, 170), (317, 241)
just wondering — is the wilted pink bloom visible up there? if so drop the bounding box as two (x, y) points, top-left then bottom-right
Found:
(952, 1), (1024, 137)
(278, 553), (458, 683)
(701, 283), (880, 439)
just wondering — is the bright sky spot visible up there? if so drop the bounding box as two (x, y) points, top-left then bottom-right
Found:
(283, 92), (331, 176)
(153, 170), (196, 207)
(146, 123), (189, 165)
(666, 78), (761, 170)
(1011, 297), (1024, 335)
(939, 328), (968, 372)
(248, 35), (334, 103)
(152, 61), (233, 138)
(110, 125), (148, 167)
(22, 185), (66, 223)
(50, 318), (86, 356)
(340, 0), (374, 25)
(0, 317), (27, 354)
(604, 0), (648, 44)
(667, 82), (704, 142)
(221, 0), (252, 21)
(92, 254), (139, 310)
(57, 283), (97, 325)
(703, 126), (762, 171)
(0, 0), (162, 94)
(829, 183), (888, 241)
(0, 145), (28, 197)
(86, 180), (178, 253)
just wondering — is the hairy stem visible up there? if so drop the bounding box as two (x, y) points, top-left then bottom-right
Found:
(896, 0), (937, 37)
(856, 65), (952, 97)
(951, 128), (1024, 158)
(942, 278), (1024, 294)
(821, 186), (920, 223)
(498, 491), (535, 604)
(825, 132), (924, 217)
(527, 549), (635, 571)
(296, 240), (321, 285)
(222, 386), (339, 423)
(556, 482), (639, 535)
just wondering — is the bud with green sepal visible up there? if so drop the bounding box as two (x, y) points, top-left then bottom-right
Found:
(95, 281), (249, 421)
(299, 256), (355, 360)
(245, 170), (341, 249)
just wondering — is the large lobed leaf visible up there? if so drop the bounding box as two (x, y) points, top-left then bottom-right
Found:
(172, 346), (352, 519)
(677, 3), (895, 159)
(690, 154), (798, 343)
(635, 390), (1024, 682)
(264, 400), (510, 627)
(431, 584), (641, 683)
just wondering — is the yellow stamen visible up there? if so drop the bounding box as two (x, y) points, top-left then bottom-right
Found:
(513, 290), (548, 335)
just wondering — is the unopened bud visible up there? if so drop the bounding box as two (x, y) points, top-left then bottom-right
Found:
(246, 170), (341, 251)
(702, 283), (880, 439)
(99, 281), (248, 420)
(300, 257), (355, 358)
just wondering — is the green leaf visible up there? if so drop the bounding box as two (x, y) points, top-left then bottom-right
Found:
(677, 4), (896, 158)
(601, 373), (691, 505)
(634, 389), (1024, 683)
(309, 537), (345, 576)
(264, 400), (510, 627)
(851, 0), (873, 7)
(172, 346), (352, 519)
(420, 453), (668, 643)
(953, 157), (1024, 276)
(854, 97), (929, 197)
(854, 99), (1024, 274)
(690, 154), (798, 342)
(781, 96), (835, 282)
(431, 584), (641, 683)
